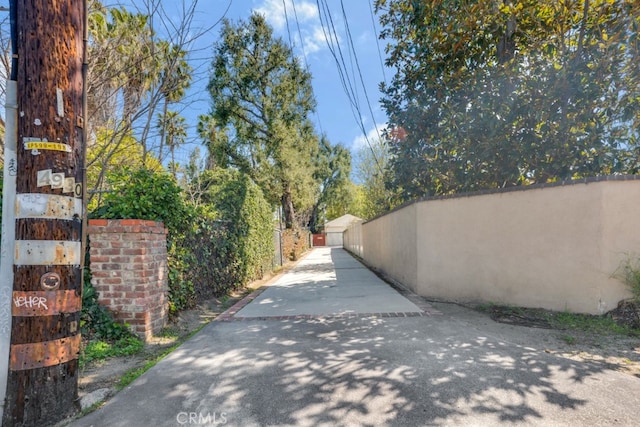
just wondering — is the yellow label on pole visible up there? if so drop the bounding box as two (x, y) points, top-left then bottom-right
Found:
(24, 141), (72, 153)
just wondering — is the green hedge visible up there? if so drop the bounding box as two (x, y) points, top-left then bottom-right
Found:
(90, 167), (274, 317)
(199, 169), (274, 285)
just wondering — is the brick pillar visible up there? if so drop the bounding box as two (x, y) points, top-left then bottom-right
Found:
(87, 219), (168, 341)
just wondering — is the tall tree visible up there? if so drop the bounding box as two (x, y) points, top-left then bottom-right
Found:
(309, 137), (352, 232)
(202, 13), (319, 228)
(353, 137), (399, 219)
(158, 110), (187, 177)
(156, 40), (191, 162)
(376, 0), (640, 201)
(85, 0), (194, 204)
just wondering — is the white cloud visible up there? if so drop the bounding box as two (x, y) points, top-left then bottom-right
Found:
(255, 0), (331, 56)
(305, 26), (334, 54)
(254, 0), (285, 30)
(295, 1), (319, 21)
(351, 123), (386, 151)
(255, 0), (318, 31)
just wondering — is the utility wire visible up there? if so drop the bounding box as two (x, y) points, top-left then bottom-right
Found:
(368, 0), (387, 85)
(316, 0), (356, 111)
(340, 0), (382, 144)
(317, 0), (381, 172)
(282, 0), (294, 51)
(291, 0), (325, 136)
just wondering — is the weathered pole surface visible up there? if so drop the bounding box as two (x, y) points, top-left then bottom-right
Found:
(2, 0), (86, 426)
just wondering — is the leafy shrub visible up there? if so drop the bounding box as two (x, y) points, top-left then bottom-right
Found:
(91, 167), (197, 316)
(617, 255), (640, 302)
(200, 169), (274, 284)
(167, 243), (197, 316)
(89, 166), (275, 318)
(175, 215), (238, 300)
(92, 167), (190, 233)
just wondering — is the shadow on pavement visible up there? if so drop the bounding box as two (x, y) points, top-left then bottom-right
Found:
(76, 313), (639, 426)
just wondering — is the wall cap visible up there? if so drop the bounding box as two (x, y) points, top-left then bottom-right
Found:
(88, 219), (165, 228)
(366, 174), (640, 224)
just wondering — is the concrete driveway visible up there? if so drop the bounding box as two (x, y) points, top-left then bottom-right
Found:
(72, 247), (640, 426)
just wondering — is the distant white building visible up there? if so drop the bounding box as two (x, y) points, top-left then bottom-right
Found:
(324, 214), (363, 247)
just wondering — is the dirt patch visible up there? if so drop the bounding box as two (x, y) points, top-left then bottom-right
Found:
(484, 303), (640, 378)
(551, 332), (640, 378)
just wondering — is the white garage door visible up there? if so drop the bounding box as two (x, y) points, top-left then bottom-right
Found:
(325, 232), (343, 247)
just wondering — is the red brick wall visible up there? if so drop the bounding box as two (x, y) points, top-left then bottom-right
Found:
(87, 219), (168, 341)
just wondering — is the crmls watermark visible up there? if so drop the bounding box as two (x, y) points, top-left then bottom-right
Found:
(176, 411), (228, 425)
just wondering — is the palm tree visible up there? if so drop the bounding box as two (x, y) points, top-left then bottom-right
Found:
(156, 41), (192, 161)
(158, 110), (187, 177)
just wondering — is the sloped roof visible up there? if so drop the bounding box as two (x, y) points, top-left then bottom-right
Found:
(324, 214), (363, 230)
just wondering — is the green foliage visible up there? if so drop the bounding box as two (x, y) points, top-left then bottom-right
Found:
(376, 0), (640, 201)
(616, 255), (640, 302)
(309, 138), (353, 232)
(324, 181), (363, 222)
(353, 137), (402, 219)
(547, 311), (632, 335)
(92, 167), (190, 233)
(157, 110), (187, 176)
(81, 266), (132, 341)
(166, 255), (196, 316)
(481, 303), (636, 335)
(173, 216), (236, 303)
(86, 130), (162, 211)
(80, 336), (143, 368)
(202, 13), (321, 228)
(197, 169), (274, 286)
(89, 165), (275, 319)
(91, 166), (197, 316)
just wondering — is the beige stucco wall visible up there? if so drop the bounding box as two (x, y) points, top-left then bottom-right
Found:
(362, 203), (419, 291)
(343, 220), (363, 257)
(352, 179), (640, 314)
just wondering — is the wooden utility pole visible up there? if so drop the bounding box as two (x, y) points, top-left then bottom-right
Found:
(1, 1), (86, 426)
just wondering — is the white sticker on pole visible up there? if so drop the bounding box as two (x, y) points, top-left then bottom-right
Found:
(16, 194), (82, 220)
(56, 88), (65, 117)
(14, 240), (82, 266)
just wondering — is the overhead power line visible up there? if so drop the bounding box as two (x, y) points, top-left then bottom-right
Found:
(316, 0), (382, 173)
(340, 0), (382, 144)
(367, 0), (387, 85)
(281, 0), (294, 49)
(290, 0), (325, 135)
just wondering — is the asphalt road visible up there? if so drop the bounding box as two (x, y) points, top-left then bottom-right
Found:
(72, 248), (640, 427)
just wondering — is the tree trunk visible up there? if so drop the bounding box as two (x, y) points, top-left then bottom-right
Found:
(281, 188), (295, 229)
(308, 203), (320, 234)
(158, 98), (168, 162)
(2, 1), (86, 425)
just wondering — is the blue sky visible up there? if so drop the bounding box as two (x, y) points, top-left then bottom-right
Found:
(142, 0), (390, 163)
